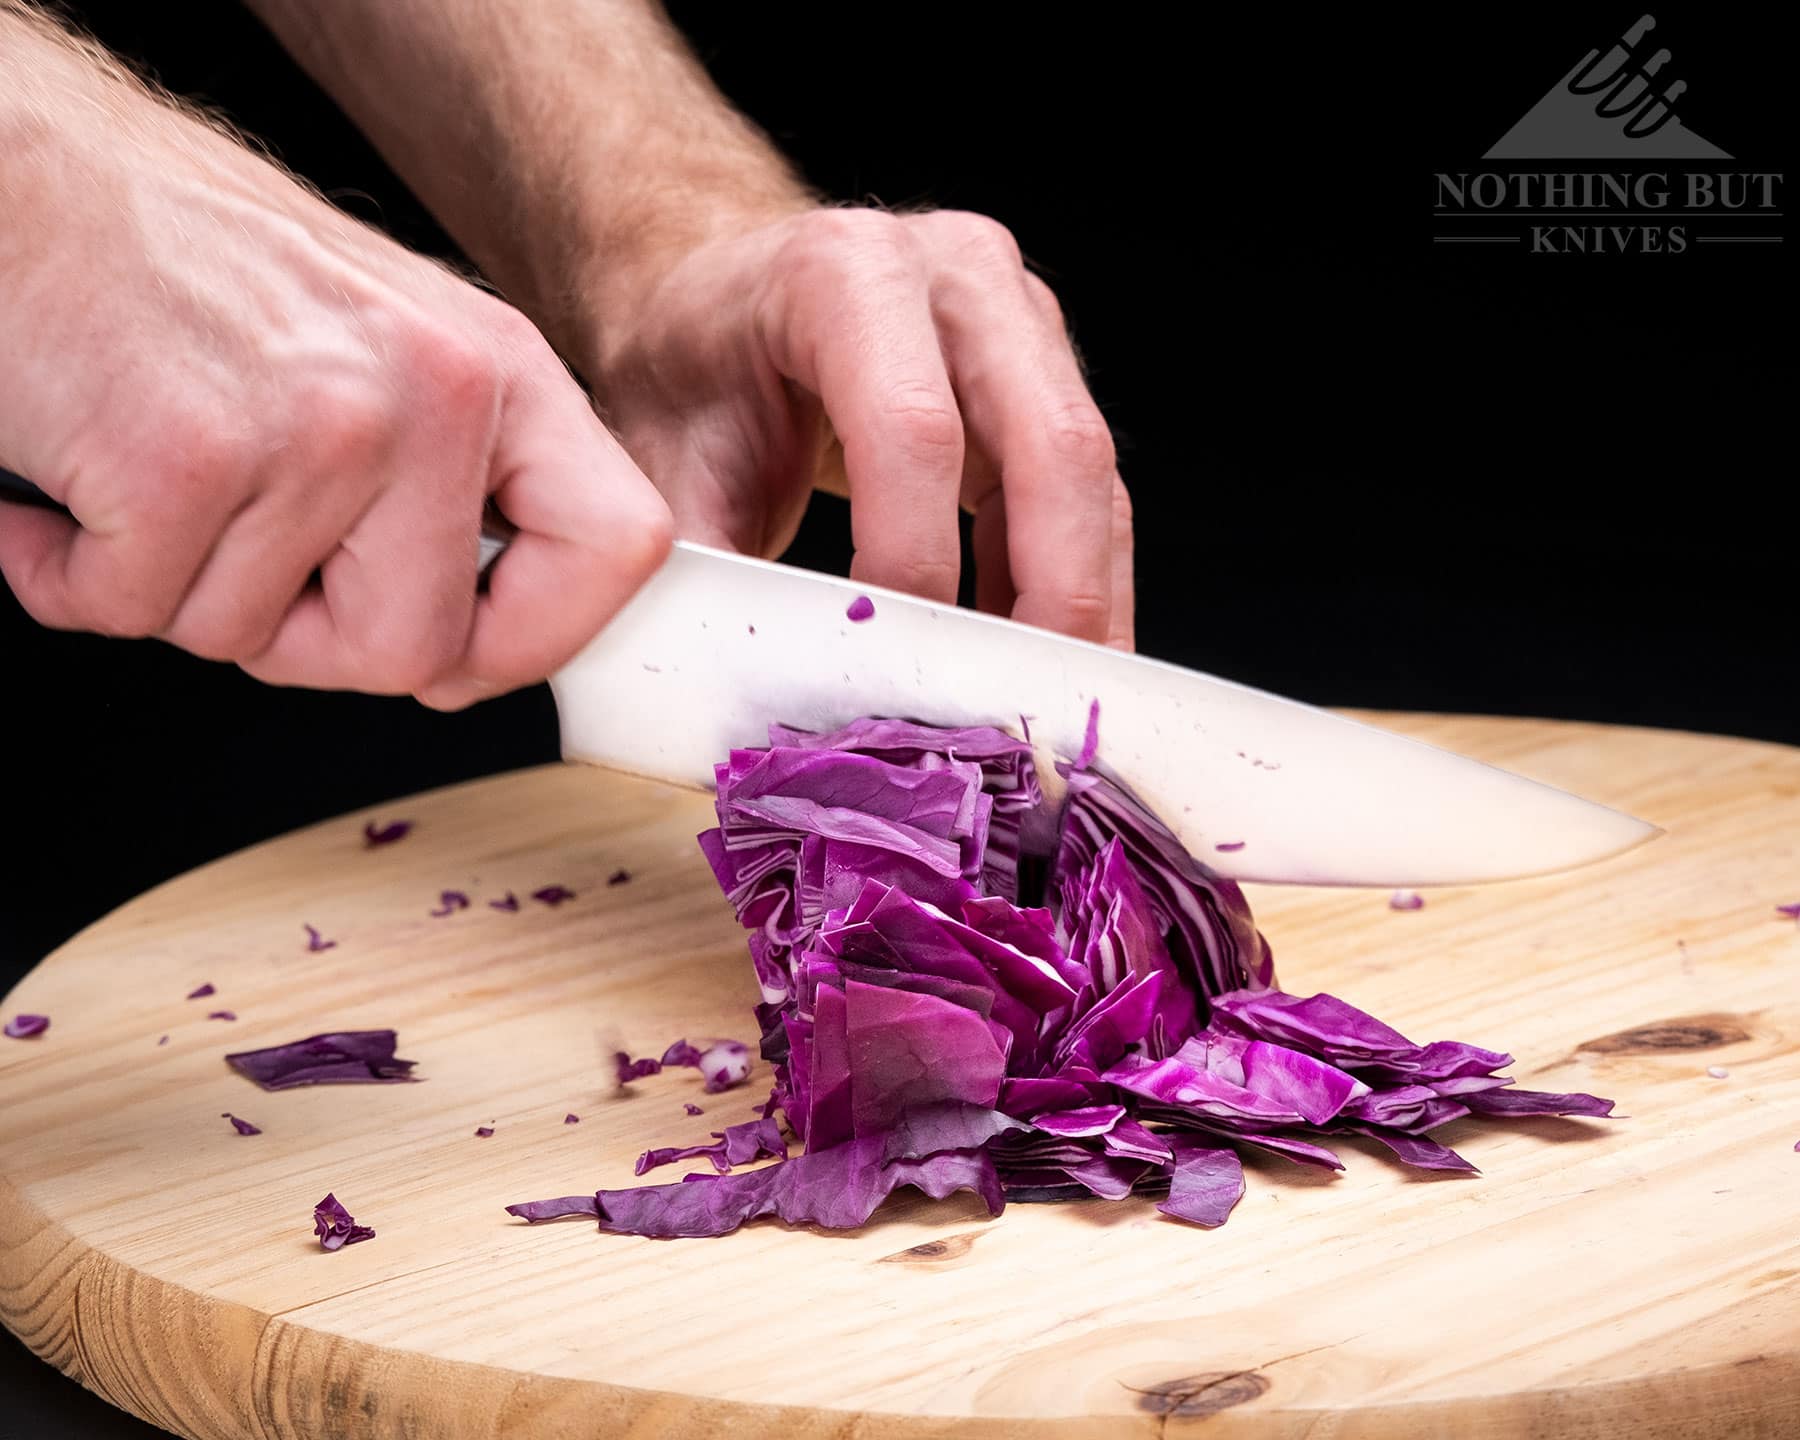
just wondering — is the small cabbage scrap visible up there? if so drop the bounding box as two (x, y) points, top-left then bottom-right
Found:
(614, 1052), (662, 1085)
(227, 1030), (417, 1089)
(222, 1113), (261, 1136)
(510, 713), (1612, 1239)
(363, 820), (412, 847)
(616, 1037), (754, 1093)
(187, 983), (216, 1000)
(635, 1117), (786, 1176)
(5, 1014), (49, 1039)
(313, 1193), (374, 1251)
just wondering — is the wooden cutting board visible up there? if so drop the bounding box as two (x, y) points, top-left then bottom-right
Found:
(1, 713), (1796, 1439)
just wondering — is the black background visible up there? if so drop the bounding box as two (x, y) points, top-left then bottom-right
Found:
(1, 5), (1794, 1432)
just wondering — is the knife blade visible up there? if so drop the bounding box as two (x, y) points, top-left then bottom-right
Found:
(1, 467), (1659, 884)
(551, 541), (1659, 887)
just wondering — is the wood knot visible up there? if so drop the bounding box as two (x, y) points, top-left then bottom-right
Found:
(1133, 1371), (1270, 1416)
(1577, 1013), (1750, 1055)
(877, 1231), (979, 1264)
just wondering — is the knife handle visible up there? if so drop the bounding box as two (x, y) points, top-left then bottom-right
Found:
(0, 466), (510, 569)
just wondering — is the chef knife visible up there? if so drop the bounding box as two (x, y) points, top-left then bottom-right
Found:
(0, 467), (1658, 885)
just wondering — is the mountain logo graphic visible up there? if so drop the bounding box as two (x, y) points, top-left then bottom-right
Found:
(1486, 14), (1731, 159)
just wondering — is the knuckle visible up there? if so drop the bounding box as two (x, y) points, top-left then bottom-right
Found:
(293, 375), (398, 476)
(808, 207), (906, 251)
(879, 385), (965, 465)
(482, 299), (544, 352)
(352, 602), (472, 695)
(89, 585), (177, 640)
(411, 326), (502, 422)
(783, 209), (915, 285)
(938, 210), (1024, 267)
(882, 553), (961, 600)
(131, 420), (254, 515)
(174, 606), (278, 663)
(1040, 400), (1116, 477)
(1057, 588), (1112, 638)
(1111, 475), (1134, 530)
(1023, 273), (1066, 330)
(162, 424), (252, 490)
(622, 494), (676, 580)
(369, 631), (460, 695)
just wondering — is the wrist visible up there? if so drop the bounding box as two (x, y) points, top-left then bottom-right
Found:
(571, 183), (816, 369)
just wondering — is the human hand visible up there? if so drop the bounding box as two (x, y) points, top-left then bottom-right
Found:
(585, 208), (1134, 649)
(0, 40), (671, 710)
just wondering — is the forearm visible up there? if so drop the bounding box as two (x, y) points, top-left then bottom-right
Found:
(0, 5), (213, 467)
(242, 0), (813, 368)
(0, 4), (306, 291)
(0, 4), (142, 238)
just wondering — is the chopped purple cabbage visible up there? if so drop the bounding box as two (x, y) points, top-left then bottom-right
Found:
(222, 1113), (261, 1136)
(157, 1034), (169, 1046)
(4, 1014), (49, 1040)
(511, 712), (1613, 1239)
(1778, 902), (1800, 919)
(1156, 1141), (1245, 1227)
(532, 885), (578, 907)
(187, 983), (216, 1000)
(475, 1125), (495, 1138)
(845, 595), (876, 623)
(564, 1112), (581, 1124)
(226, 1030), (417, 1089)
(304, 923), (337, 952)
(1075, 699), (1100, 771)
(505, 1194), (599, 1223)
(636, 1117), (786, 1176)
(699, 1040), (752, 1093)
(684, 1103), (704, 1116)
(608, 869), (633, 886)
(429, 891), (470, 917)
(363, 820), (412, 847)
(207, 1010), (237, 1022)
(489, 893), (521, 913)
(615, 1052), (662, 1085)
(1389, 889), (1425, 911)
(1214, 841), (1246, 853)
(313, 1193), (374, 1251)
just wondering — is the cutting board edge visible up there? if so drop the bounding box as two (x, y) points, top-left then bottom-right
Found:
(5, 1179), (1797, 1440)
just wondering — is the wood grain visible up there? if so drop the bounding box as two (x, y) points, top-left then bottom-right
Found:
(1, 713), (1796, 1439)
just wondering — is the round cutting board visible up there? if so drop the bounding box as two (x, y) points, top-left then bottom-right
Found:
(2, 714), (1796, 1439)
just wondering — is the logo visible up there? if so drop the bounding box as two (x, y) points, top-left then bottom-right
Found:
(1433, 14), (1784, 254)
(1487, 14), (1729, 159)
